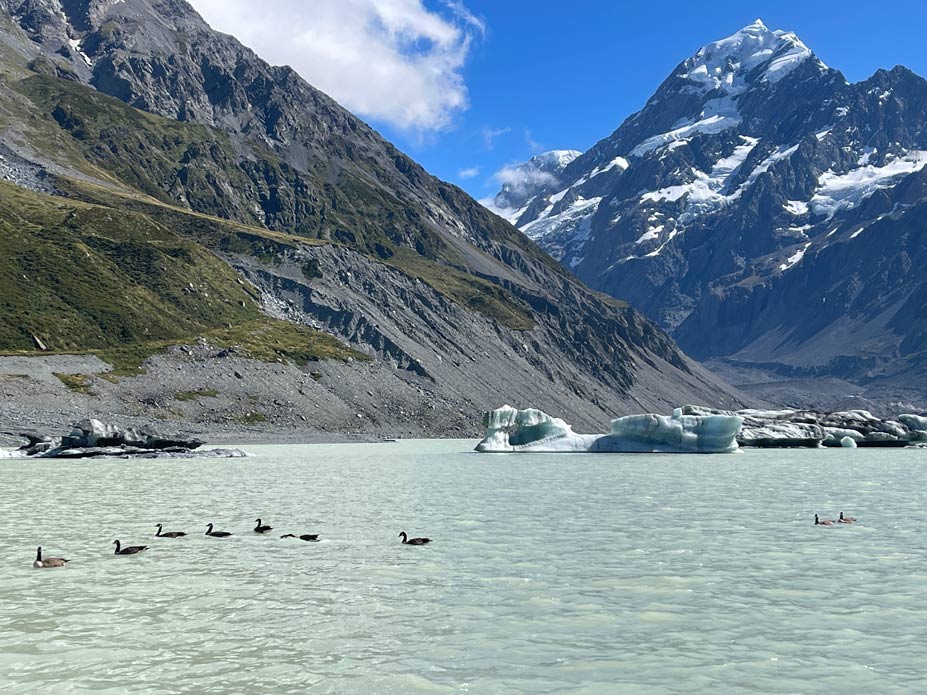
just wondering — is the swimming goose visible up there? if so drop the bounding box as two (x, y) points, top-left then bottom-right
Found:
(155, 524), (187, 538)
(838, 512), (857, 524)
(254, 519), (273, 534)
(280, 533), (320, 542)
(205, 523), (232, 538)
(33, 546), (69, 568)
(814, 514), (835, 526)
(399, 531), (431, 545)
(113, 540), (148, 555)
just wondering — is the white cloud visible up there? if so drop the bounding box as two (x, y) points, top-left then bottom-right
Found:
(188, 0), (484, 132)
(458, 166), (480, 179)
(525, 129), (545, 152)
(491, 164), (557, 196)
(481, 126), (511, 149)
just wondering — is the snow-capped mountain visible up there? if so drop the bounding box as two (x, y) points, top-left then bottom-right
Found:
(488, 19), (927, 406)
(483, 150), (580, 223)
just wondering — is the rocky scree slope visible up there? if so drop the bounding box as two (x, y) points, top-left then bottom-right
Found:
(0, 0), (745, 436)
(488, 19), (927, 410)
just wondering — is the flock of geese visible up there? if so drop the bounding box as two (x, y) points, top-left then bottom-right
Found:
(814, 512), (857, 526)
(32, 519), (432, 568)
(31, 513), (859, 567)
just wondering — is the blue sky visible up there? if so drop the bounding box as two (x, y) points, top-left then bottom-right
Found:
(192, 0), (927, 201)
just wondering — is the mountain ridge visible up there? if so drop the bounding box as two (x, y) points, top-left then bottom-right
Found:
(489, 19), (927, 411)
(0, 0), (747, 437)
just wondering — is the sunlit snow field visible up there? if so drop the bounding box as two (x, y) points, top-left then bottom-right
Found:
(1, 440), (926, 693)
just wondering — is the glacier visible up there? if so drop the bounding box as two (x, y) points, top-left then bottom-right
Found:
(475, 405), (743, 454)
(811, 151), (927, 218)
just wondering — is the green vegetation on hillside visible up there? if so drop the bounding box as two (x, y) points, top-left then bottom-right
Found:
(0, 180), (365, 369)
(0, 179), (261, 352)
(174, 388), (219, 401)
(15, 73), (536, 331)
(53, 372), (95, 395)
(20, 74), (264, 226)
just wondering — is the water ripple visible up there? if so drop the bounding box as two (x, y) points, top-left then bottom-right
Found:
(1, 442), (926, 692)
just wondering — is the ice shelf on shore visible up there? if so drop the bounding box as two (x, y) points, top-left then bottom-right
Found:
(475, 405), (743, 454)
(683, 406), (927, 447)
(3, 419), (249, 459)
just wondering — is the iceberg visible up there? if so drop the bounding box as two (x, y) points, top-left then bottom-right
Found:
(684, 406), (927, 447)
(475, 405), (742, 454)
(7, 419), (249, 459)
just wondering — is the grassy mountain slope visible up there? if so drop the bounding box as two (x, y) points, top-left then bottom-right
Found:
(16, 71), (536, 332)
(0, 178), (364, 370)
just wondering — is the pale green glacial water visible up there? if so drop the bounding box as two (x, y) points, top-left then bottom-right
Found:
(1, 440), (926, 694)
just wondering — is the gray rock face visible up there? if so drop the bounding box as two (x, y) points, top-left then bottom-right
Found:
(0, 0), (750, 428)
(492, 19), (927, 404)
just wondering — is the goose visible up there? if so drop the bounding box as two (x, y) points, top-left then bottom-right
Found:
(814, 514), (835, 526)
(399, 530), (431, 545)
(205, 523), (232, 538)
(838, 512), (857, 524)
(254, 518), (273, 534)
(113, 540), (148, 555)
(280, 533), (320, 542)
(155, 524), (187, 538)
(33, 546), (69, 568)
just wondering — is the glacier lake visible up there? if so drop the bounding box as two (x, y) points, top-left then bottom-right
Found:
(1, 440), (926, 693)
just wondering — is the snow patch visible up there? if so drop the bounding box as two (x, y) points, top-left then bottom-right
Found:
(778, 241), (811, 271)
(811, 151), (927, 218)
(639, 136), (760, 220)
(522, 196), (603, 255)
(589, 156), (629, 179)
(631, 96), (741, 157)
(784, 200), (809, 215)
(68, 38), (93, 68)
(635, 225), (664, 245)
(741, 143), (800, 187)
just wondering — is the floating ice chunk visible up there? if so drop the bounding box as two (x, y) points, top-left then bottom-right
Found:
(898, 414), (927, 441)
(475, 405), (742, 454)
(840, 436), (857, 448)
(475, 405), (587, 452)
(593, 412), (742, 453)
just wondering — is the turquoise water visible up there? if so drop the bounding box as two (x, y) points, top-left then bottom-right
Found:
(1, 440), (926, 693)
